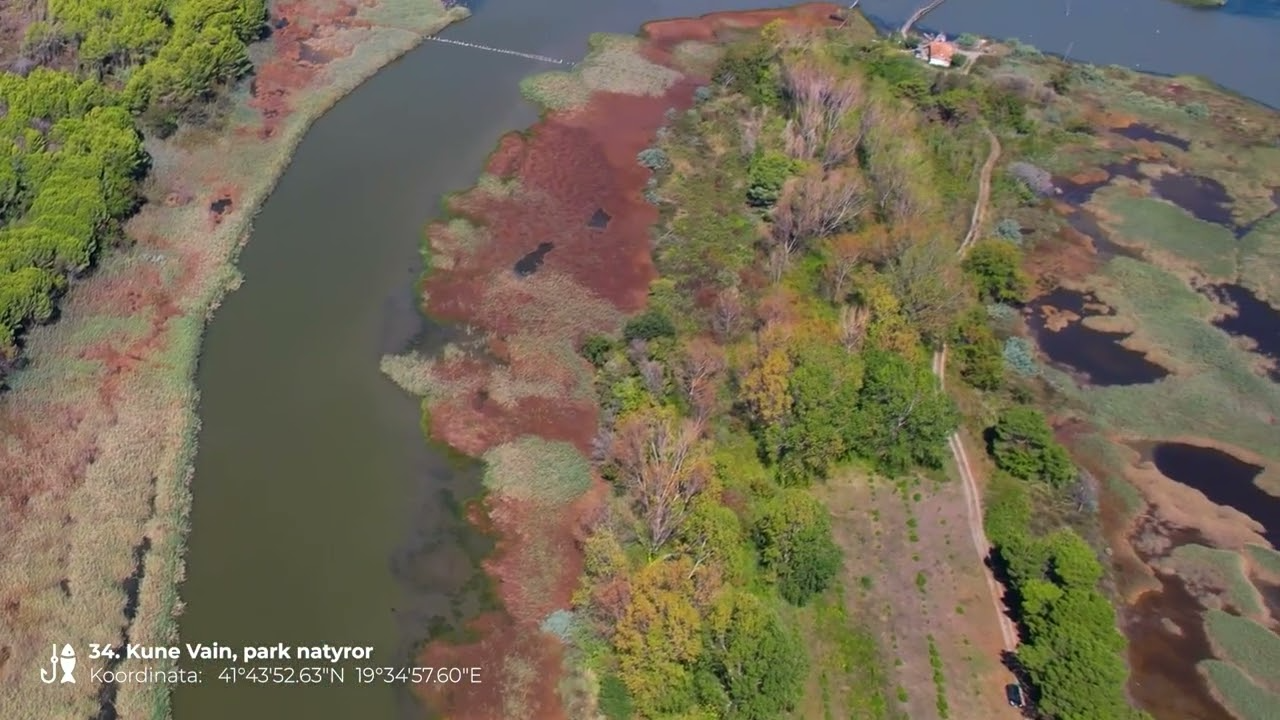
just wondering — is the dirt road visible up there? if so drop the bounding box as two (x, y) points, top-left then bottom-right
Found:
(933, 125), (1019, 652)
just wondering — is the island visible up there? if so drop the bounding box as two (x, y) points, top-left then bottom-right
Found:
(387, 5), (1280, 719)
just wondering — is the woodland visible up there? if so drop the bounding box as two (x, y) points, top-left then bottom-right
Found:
(0, 0), (267, 378)
(565, 22), (1144, 720)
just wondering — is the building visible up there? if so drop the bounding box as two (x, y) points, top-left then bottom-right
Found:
(923, 34), (956, 68)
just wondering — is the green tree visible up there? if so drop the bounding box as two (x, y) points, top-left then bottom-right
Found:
(849, 350), (958, 474)
(762, 342), (864, 485)
(951, 307), (1004, 390)
(703, 590), (807, 719)
(746, 149), (798, 207)
(963, 239), (1029, 303)
(753, 489), (841, 605)
(990, 407), (1077, 486)
(624, 308), (677, 342)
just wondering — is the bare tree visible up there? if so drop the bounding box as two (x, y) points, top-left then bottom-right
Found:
(711, 286), (743, 341)
(611, 411), (710, 551)
(780, 56), (866, 167)
(678, 338), (726, 424)
(739, 106), (768, 156)
(638, 359), (666, 395)
(771, 168), (869, 279)
(839, 304), (871, 352)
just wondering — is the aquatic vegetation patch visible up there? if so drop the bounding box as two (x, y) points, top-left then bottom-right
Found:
(1239, 211), (1280, 304)
(1245, 544), (1280, 579)
(1095, 188), (1238, 279)
(520, 33), (683, 112)
(482, 437), (593, 506)
(1154, 544), (1266, 619)
(1203, 609), (1280, 694)
(1200, 659), (1280, 720)
(1060, 258), (1280, 459)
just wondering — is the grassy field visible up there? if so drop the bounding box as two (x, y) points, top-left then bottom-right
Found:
(791, 583), (901, 720)
(0, 2), (468, 718)
(819, 467), (1017, 720)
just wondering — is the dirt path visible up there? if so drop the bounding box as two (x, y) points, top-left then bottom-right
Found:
(932, 124), (1018, 652)
(958, 126), (1001, 256)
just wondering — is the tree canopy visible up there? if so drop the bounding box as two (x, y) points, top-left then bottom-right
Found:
(0, 0), (265, 374)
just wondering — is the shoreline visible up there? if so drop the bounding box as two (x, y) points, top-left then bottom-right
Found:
(0, 2), (468, 718)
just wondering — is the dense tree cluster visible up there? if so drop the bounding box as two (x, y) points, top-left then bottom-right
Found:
(0, 0), (267, 376)
(0, 70), (145, 357)
(985, 477), (1149, 720)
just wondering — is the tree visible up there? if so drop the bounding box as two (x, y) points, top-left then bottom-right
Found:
(963, 239), (1030, 303)
(770, 167), (868, 278)
(614, 559), (705, 715)
(761, 342), (863, 486)
(822, 225), (884, 303)
(951, 307), (1004, 390)
(624, 308), (677, 342)
(849, 350), (958, 474)
(740, 344), (793, 426)
(611, 408), (710, 551)
(753, 489), (841, 605)
(886, 229), (967, 341)
(703, 590), (807, 719)
(677, 498), (750, 585)
(990, 407), (1076, 487)
(746, 149), (798, 207)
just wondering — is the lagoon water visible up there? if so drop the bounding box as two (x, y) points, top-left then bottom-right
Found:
(174, 0), (1279, 718)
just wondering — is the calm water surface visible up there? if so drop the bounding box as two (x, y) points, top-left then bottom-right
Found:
(175, 0), (1279, 718)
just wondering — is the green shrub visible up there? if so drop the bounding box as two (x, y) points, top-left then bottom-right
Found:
(951, 308), (1004, 390)
(581, 334), (614, 367)
(623, 309), (676, 342)
(990, 406), (1077, 487)
(598, 673), (635, 720)
(964, 239), (1030, 303)
(746, 149), (798, 207)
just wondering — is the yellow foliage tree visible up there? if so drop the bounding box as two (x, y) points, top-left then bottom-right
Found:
(859, 277), (922, 360)
(741, 344), (793, 425)
(614, 559), (704, 715)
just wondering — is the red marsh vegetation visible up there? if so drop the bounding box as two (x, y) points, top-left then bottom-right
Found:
(414, 5), (844, 718)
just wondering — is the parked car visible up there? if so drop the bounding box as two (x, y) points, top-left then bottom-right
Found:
(1005, 683), (1025, 708)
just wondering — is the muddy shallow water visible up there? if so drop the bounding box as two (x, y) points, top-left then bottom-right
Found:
(1026, 287), (1170, 385)
(1206, 283), (1280, 381)
(1149, 442), (1276, 542)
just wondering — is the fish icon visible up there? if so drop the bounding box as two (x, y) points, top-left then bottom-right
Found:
(58, 645), (76, 683)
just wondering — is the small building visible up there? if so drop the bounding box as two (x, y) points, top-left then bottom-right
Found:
(923, 34), (956, 68)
